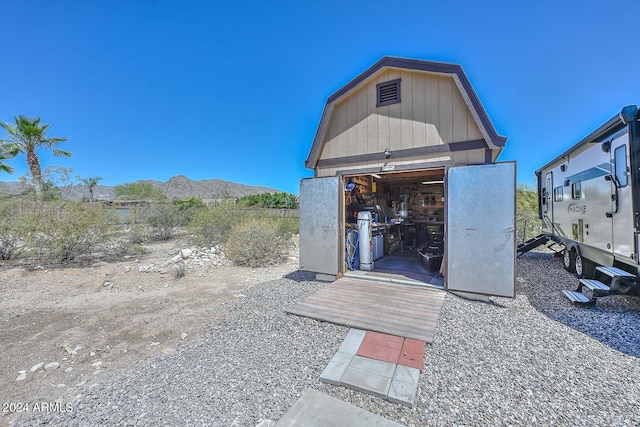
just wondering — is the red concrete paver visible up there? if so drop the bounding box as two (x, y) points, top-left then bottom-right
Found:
(356, 331), (404, 365)
(397, 338), (426, 372)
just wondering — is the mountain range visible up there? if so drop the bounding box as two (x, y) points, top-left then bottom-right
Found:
(0, 175), (281, 202)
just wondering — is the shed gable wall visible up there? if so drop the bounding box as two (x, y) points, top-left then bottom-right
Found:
(319, 70), (484, 165)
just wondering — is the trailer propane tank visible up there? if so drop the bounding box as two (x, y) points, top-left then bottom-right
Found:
(357, 211), (374, 271)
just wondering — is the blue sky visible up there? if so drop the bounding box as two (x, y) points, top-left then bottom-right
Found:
(2, 0), (640, 194)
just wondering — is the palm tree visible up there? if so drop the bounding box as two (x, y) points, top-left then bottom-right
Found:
(0, 115), (70, 199)
(0, 143), (19, 173)
(80, 176), (103, 202)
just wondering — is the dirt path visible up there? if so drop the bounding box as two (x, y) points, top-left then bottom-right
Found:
(0, 238), (299, 425)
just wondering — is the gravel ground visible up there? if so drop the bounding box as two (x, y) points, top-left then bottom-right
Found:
(17, 251), (640, 427)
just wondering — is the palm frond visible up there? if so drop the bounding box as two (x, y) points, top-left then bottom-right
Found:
(0, 164), (15, 174)
(52, 149), (72, 157)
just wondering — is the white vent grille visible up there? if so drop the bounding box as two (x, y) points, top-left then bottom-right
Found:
(377, 79), (401, 107)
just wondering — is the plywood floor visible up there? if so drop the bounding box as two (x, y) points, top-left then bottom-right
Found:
(286, 277), (446, 342)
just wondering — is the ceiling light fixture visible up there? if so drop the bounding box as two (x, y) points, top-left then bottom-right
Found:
(370, 174), (382, 179)
(422, 180), (444, 185)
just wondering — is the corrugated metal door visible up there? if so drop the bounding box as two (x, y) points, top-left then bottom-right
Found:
(299, 177), (341, 276)
(446, 162), (516, 297)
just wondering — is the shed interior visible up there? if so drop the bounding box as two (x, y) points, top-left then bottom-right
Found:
(343, 168), (446, 285)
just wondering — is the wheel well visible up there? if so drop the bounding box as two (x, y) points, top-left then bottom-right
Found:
(563, 242), (580, 257)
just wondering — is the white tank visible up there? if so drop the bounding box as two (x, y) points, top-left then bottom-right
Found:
(357, 211), (374, 271)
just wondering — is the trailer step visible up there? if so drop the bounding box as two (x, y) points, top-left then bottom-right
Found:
(516, 234), (550, 257)
(579, 279), (610, 292)
(562, 290), (593, 304)
(595, 266), (635, 278)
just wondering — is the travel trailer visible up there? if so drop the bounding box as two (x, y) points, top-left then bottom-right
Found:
(534, 105), (640, 304)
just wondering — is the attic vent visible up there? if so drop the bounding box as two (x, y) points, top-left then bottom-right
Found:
(376, 78), (401, 107)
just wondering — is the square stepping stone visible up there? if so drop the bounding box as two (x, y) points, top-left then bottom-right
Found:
(320, 351), (354, 386)
(274, 388), (405, 427)
(340, 356), (396, 399)
(388, 365), (420, 407)
(356, 331), (404, 364)
(397, 338), (426, 372)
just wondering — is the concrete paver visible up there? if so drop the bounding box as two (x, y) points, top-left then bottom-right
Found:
(274, 388), (406, 427)
(348, 355), (397, 377)
(319, 328), (422, 407)
(387, 365), (420, 407)
(397, 338), (426, 372)
(340, 365), (394, 399)
(340, 356), (397, 398)
(338, 328), (366, 354)
(356, 331), (404, 364)
(319, 351), (353, 386)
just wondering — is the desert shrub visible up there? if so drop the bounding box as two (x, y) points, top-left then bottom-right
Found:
(144, 203), (187, 241)
(225, 218), (290, 267)
(188, 202), (253, 245)
(114, 181), (167, 201)
(517, 209), (543, 244)
(126, 224), (147, 244)
(28, 202), (118, 263)
(174, 197), (205, 214)
(236, 192), (299, 209)
(0, 199), (32, 260)
(516, 183), (543, 243)
(277, 216), (299, 237)
(173, 261), (186, 279)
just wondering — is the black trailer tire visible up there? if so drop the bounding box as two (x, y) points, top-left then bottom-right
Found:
(563, 249), (575, 273)
(575, 253), (595, 279)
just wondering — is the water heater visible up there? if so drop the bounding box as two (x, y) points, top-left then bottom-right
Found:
(357, 211), (374, 271)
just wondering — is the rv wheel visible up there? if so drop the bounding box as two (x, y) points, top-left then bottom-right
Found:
(575, 253), (595, 279)
(563, 249), (575, 273)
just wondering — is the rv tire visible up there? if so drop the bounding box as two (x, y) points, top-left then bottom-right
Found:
(575, 253), (595, 279)
(563, 249), (575, 273)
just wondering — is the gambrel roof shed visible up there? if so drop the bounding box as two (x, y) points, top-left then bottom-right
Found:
(305, 56), (507, 177)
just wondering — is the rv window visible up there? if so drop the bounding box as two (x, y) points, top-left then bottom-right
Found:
(554, 186), (563, 202)
(614, 145), (628, 187)
(571, 181), (581, 199)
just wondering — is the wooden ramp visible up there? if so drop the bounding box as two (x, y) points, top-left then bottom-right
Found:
(286, 277), (446, 342)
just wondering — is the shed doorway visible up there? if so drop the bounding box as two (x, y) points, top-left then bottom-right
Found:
(341, 168), (446, 288)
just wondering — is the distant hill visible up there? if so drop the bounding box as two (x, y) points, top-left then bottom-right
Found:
(0, 175), (281, 201)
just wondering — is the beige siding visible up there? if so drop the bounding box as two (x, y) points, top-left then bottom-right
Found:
(412, 72), (427, 148)
(452, 82), (468, 143)
(400, 71), (413, 150)
(317, 69), (485, 166)
(438, 76), (454, 144)
(467, 109), (482, 140)
(366, 75), (379, 154)
(467, 148), (486, 164)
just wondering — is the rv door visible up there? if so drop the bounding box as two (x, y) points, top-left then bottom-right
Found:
(299, 177), (342, 277)
(446, 162), (516, 298)
(609, 134), (635, 264)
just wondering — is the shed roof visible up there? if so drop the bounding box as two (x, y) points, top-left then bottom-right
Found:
(305, 56), (507, 169)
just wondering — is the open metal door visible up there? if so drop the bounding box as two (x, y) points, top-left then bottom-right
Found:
(446, 162), (516, 297)
(299, 177), (342, 277)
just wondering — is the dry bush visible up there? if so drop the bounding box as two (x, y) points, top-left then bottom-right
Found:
(144, 203), (186, 241)
(224, 218), (290, 267)
(28, 202), (118, 264)
(0, 199), (32, 260)
(188, 202), (252, 245)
